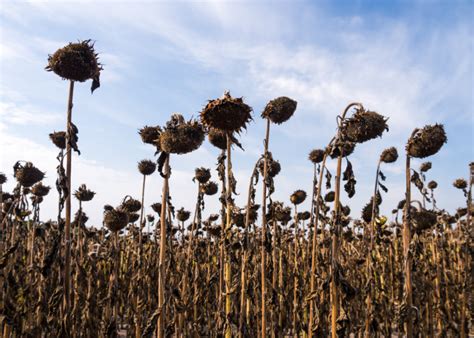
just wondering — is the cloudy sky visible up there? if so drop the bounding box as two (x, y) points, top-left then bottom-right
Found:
(1, 0), (472, 227)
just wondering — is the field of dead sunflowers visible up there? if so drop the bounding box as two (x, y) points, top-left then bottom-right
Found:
(0, 40), (472, 338)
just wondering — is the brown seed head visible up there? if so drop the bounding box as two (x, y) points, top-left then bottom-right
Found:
(453, 178), (467, 190)
(427, 180), (438, 190)
(202, 181), (218, 196)
(200, 91), (252, 132)
(290, 190), (306, 205)
(308, 149), (325, 164)
(74, 184), (95, 202)
(176, 207), (191, 222)
(121, 196), (141, 213)
(329, 141), (356, 159)
(151, 202), (162, 215)
(258, 152), (281, 178)
(49, 131), (66, 150)
(420, 162), (432, 172)
(46, 40), (101, 83)
(15, 162), (45, 187)
(31, 182), (51, 197)
(261, 96), (297, 124)
(341, 108), (388, 143)
(103, 206), (129, 232)
(138, 159), (156, 176)
(139, 125), (162, 146)
(380, 147), (398, 163)
(406, 124), (447, 158)
(160, 114), (204, 154)
(194, 167), (211, 184)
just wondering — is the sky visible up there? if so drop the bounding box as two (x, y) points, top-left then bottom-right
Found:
(0, 0), (473, 227)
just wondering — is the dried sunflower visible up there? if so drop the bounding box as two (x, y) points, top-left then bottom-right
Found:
(176, 208), (191, 222)
(329, 141), (356, 159)
(406, 124), (447, 158)
(261, 96), (297, 124)
(74, 184), (95, 202)
(412, 208), (438, 233)
(427, 181), (438, 190)
(31, 182), (51, 197)
(202, 181), (218, 196)
(121, 196), (142, 213)
(453, 178), (467, 190)
(308, 149), (325, 164)
(103, 206), (129, 232)
(207, 128), (243, 150)
(14, 162), (45, 187)
(159, 114), (204, 154)
(194, 167), (211, 184)
(139, 126), (162, 146)
(49, 131), (66, 150)
(380, 147), (398, 163)
(420, 162), (432, 172)
(46, 40), (101, 91)
(0, 173), (7, 185)
(200, 91), (252, 133)
(258, 152), (281, 178)
(290, 190), (307, 205)
(341, 108), (388, 143)
(138, 160), (156, 176)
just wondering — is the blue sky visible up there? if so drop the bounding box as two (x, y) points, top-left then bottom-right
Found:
(1, 0), (472, 226)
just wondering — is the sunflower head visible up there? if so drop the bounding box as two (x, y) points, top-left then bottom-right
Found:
(290, 190), (307, 205)
(103, 206), (129, 232)
(159, 114), (204, 154)
(138, 159), (156, 176)
(380, 147), (398, 164)
(406, 124), (447, 158)
(31, 182), (51, 197)
(46, 40), (101, 91)
(200, 91), (252, 133)
(261, 96), (297, 124)
(341, 108), (388, 143)
(74, 184), (95, 202)
(14, 162), (45, 188)
(308, 149), (325, 164)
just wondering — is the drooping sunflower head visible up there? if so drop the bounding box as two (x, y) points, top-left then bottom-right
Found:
(31, 182), (51, 197)
(200, 91), (252, 133)
(341, 108), (388, 143)
(176, 207), (191, 222)
(202, 181), (218, 196)
(308, 149), (325, 164)
(290, 190), (307, 205)
(103, 206), (129, 232)
(453, 178), (467, 190)
(159, 114), (205, 154)
(14, 162), (45, 188)
(406, 124), (447, 158)
(49, 131), (67, 150)
(380, 147), (398, 164)
(261, 96), (297, 124)
(121, 196), (142, 213)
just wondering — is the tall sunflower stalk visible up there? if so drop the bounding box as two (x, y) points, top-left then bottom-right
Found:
(46, 40), (101, 313)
